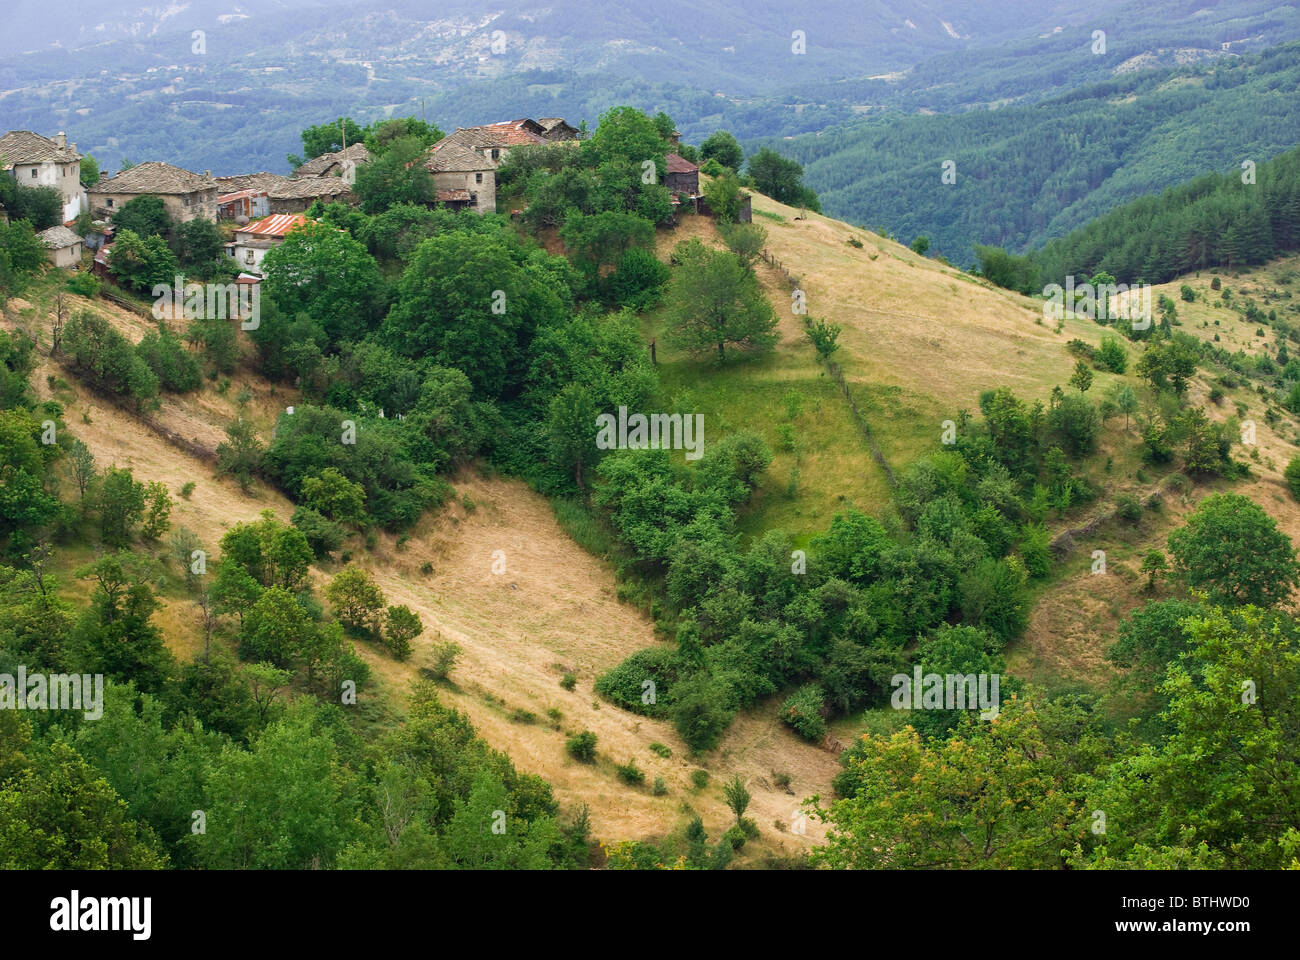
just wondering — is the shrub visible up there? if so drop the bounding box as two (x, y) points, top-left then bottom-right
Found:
(1096, 335), (1127, 374)
(691, 770), (710, 790)
(180, 481), (196, 498)
(560, 672), (577, 691)
(66, 272), (100, 297)
(1180, 284), (1196, 303)
(509, 708), (536, 724)
(615, 759), (645, 786)
(780, 684), (827, 741)
(1285, 457), (1300, 500)
(652, 777), (667, 796)
(649, 742), (672, 758)
(425, 640), (461, 680)
(566, 730), (597, 763)
(722, 825), (746, 850)
(1115, 493), (1143, 525)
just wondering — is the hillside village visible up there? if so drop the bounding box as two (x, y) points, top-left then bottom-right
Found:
(1, 117), (717, 282)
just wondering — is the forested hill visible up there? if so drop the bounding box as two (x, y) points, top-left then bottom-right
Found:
(1036, 145), (1300, 286)
(778, 43), (1300, 266)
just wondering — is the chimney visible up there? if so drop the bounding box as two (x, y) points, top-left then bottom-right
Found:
(55, 132), (66, 149)
(70, 143), (77, 154)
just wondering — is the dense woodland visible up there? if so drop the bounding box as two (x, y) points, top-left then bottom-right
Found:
(2, 100), (1300, 870)
(780, 43), (1300, 266)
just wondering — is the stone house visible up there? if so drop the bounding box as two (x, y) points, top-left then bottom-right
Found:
(217, 189), (270, 221)
(266, 177), (355, 213)
(0, 130), (86, 221)
(38, 224), (84, 268)
(422, 140), (497, 214)
(292, 143), (371, 183)
(88, 161), (218, 222)
(537, 118), (580, 141)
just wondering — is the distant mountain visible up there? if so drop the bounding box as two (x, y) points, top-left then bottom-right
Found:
(2, 0), (1297, 186)
(778, 42), (1300, 266)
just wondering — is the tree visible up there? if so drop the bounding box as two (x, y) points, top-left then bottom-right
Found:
(188, 705), (354, 869)
(1136, 336), (1199, 396)
(702, 171), (743, 223)
(1081, 607), (1300, 868)
(79, 154), (100, 188)
(96, 466), (146, 546)
(1068, 359), (1093, 393)
(354, 136), (435, 214)
(722, 775), (751, 825)
(262, 220), (382, 348)
(559, 210), (655, 268)
(720, 222), (767, 272)
(547, 383), (598, 491)
(814, 697), (1089, 869)
(1112, 382), (1138, 429)
(1140, 549), (1168, 591)
(1285, 456), (1300, 500)
(290, 117), (366, 167)
(110, 195), (173, 240)
(211, 558), (262, 629)
(0, 737), (168, 869)
(1167, 493), (1300, 607)
(300, 467), (366, 525)
(807, 317), (841, 360)
(383, 605), (422, 660)
(910, 235), (931, 256)
(745, 147), (819, 210)
(68, 438), (96, 499)
(699, 130), (743, 170)
(326, 566), (386, 634)
(141, 481), (173, 542)
(216, 416), (263, 493)
(107, 228), (180, 296)
(173, 218), (225, 275)
(664, 243), (777, 361)
(240, 586), (311, 667)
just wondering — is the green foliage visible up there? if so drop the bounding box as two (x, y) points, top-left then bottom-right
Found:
(700, 130), (743, 170)
(745, 147), (819, 210)
(663, 240), (777, 361)
(1167, 493), (1300, 607)
(565, 731), (597, 763)
(780, 683), (827, 741)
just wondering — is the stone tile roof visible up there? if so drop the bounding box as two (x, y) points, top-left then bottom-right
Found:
(94, 161), (215, 195)
(38, 225), (84, 249)
(266, 177), (355, 199)
(423, 139), (495, 173)
(215, 172), (293, 193)
(0, 130), (82, 164)
(293, 143), (371, 177)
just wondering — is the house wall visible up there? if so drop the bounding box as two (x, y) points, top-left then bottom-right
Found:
(433, 169), (496, 214)
(11, 159), (84, 220)
(89, 187), (217, 223)
(45, 242), (82, 268)
(665, 171), (699, 195)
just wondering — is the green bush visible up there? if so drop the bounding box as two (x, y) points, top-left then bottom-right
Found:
(615, 759), (645, 786)
(780, 683), (827, 741)
(691, 770), (710, 790)
(560, 672), (577, 691)
(566, 730), (598, 763)
(1115, 493), (1143, 525)
(1285, 457), (1300, 500)
(649, 742), (672, 758)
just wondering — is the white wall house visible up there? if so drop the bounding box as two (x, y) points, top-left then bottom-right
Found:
(0, 130), (86, 221)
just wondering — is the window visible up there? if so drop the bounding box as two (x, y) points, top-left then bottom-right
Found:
(106, 198), (113, 207)
(244, 250), (255, 264)
(31, 169), (37, 178)
(475, 173), (483, 184)
(491, 148), (499, 160)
